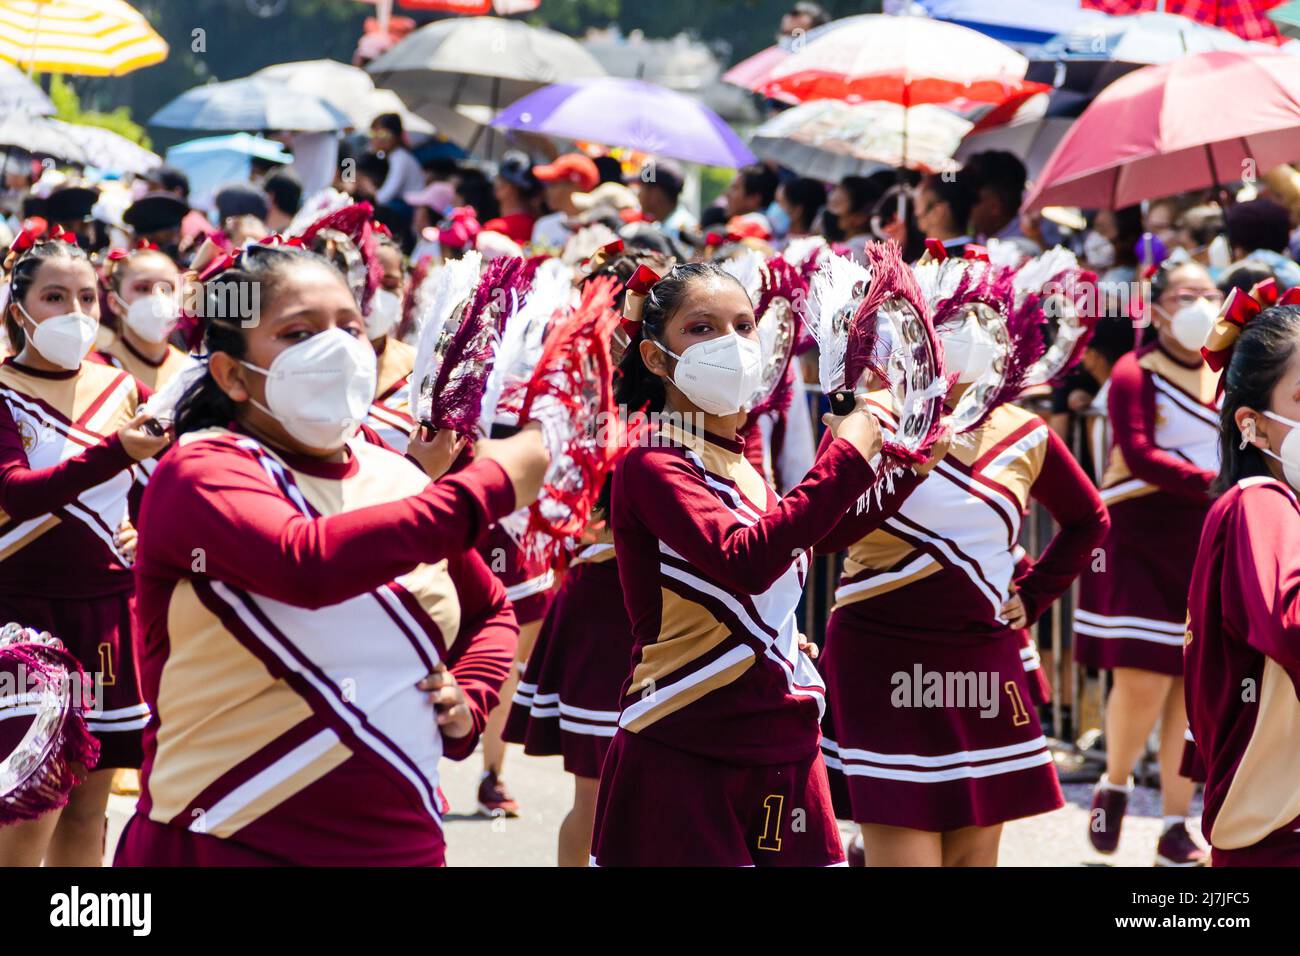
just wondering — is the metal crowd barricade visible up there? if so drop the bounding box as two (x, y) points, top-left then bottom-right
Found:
(797, 382), (1111, 745)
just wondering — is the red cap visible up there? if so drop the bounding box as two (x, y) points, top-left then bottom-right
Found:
(532, 153), (600, 192)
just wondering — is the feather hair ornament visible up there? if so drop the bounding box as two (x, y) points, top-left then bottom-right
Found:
(294, 201), (383, 314)
(719, 248), (765, 308)
(411, 251), (483, 425)
(513, 276), (649, 564)
(805, 250), (873, 394)
(284, 187), (353, 239)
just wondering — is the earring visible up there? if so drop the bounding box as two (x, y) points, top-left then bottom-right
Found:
(1240, 420), (1257, 450)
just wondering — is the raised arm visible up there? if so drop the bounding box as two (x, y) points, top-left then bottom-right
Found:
(616, 437), (875, 595)
(140, 438), (516, 609)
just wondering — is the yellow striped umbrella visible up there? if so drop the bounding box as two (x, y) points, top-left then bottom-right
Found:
(0, 0), (167, 77)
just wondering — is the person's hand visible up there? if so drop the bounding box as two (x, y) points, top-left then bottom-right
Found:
(798, 632), (819, 661)
(474, 422), (550, 508)
(914, 426), (952, 477)
(407, 425), (466, 480)
(118, 411), (170, 461)
(1067, 389), (1093, 413)
(822, 396), (882, 463)
(418, 663), (472, 740)
(114, 519), (138, 566)
(1001, 593), (1028, 629)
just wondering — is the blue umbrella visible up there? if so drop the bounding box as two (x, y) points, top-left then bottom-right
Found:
(164, 134), (291, 213)
(915, 0), (1112, 49)
(493, 77), (754, 168)
(149, 77), (352, 133)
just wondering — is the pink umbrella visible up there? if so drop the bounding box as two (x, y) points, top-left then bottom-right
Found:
(722, 44), (797, 104)
(1024, 49), (1300, 210)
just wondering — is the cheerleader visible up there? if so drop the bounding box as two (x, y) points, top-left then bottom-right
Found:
(112, 243), (550, 866)
(817, 379), (1108, 867)
(363, 231), (417, 451)
(95, 245), (187, 390)
(1186, 299), (1300, 866)
(0, 236), (169, 866)
(1074, 260), (1221, 866)
(591, 262), (887, 867)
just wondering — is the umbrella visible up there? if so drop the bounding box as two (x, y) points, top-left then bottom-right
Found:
(750, 101), (971, 180)
(366, 15), (606, 121)
(382, 0), (539, 11)
(49, 119), (158, 175)
(916, 0), (1113, 48)
(0, 0), (167, 76)
(0, 112), (87, 163)
(1027, 11), (1276, 95)
(253, 59), (434, 135)
(1273, 0), (1300, 35)
(492, 77), (755, 168)
(1081, 0), (1286, 43)
(164, 133), (290, 214)
(148, 77), (353, 133)
(758, 14), (1048, 118)
(1023, 49), (1300, 211)
(0, 58), (50, 113)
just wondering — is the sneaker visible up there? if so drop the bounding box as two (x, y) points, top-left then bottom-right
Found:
(1087, 775), (1132, 854)
(476, 770), (519, 817)
(846, 833), (865, 867)
(1155, 822), (1208, 867)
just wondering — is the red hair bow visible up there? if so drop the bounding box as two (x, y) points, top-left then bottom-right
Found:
(923, 237), (947, 261)
(48, 226), (77, 245)
(1202, 278), (1300, 376)
(620, 262), (662, 336)
(11, 217), (48, 254)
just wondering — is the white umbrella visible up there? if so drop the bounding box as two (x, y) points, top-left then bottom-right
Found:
(367, 15), (605, 152)
(0, 59), (52, 114)
(750, 101), (972, 181)
(149, 77), (352, 133)
(0, 113), (88, 163)
(49, 120), (159, 176)
(253, 59), (434, 135)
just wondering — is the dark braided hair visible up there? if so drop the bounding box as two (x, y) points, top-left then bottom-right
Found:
(1215, 303), (1300, 494)
(612, 261), (746, 416)
(4, 240), (92, 353)
(172, 244), (347, 436)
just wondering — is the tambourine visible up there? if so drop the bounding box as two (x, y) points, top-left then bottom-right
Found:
(1012, 248), (1096, 388)
(0, 624), (99, 825)
(744, 257), (807, 416)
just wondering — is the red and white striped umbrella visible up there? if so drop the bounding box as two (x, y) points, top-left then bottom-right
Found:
(1082, 0), (1286, 44)
(757, 14), (1048, 117)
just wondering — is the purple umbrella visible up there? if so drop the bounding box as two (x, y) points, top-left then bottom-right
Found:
(492, 77), (755, 168)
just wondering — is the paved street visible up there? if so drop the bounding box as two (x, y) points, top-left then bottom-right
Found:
(104, 745), (1204, 867)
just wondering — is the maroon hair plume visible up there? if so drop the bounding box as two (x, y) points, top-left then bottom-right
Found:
(297, 201), (383, 313)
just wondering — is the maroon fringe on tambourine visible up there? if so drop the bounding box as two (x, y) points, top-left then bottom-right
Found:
(855, 241), (947, 467)
(749, 257), (809, 419)
(429, 256), (535, 436)
(298, 201), (384, 314)
(0, 643), (100, 825)
(517, 276), (650, 563)
(1047, 268), (1099, 386)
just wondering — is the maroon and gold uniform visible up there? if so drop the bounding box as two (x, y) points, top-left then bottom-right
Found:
(365, 337), (416, 453)
(1075, 344), (1218, 674)
(591, 422), (876, 866)
(818, 397), (1107, 831)
(114, 427), (518, 866)
(1186, 476), (1300, 866)
(91, 326), (189, 392)
(0, 357), (149, 767)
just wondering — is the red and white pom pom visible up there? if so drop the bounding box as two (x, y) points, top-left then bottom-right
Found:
(514, 276), (649, 563)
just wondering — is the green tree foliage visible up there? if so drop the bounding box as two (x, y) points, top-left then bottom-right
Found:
(48, 74), (152, 149)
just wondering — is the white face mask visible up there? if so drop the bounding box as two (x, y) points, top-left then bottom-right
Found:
(364, 288), (402, 341)
(241, 328), (377, 449)
(1165, 297), (1218, 352)
(939, 311), (999, 385)
(655, 331), (764, 416)
(17, 303), (98, 370)
(1261, 411), (1300, 492)
(1083, 230), (1115, 269)
(118, 291), (179, 344)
